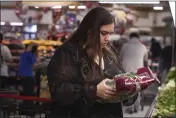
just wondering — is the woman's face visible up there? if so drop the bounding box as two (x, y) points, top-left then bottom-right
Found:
(100, 23), (114, 48)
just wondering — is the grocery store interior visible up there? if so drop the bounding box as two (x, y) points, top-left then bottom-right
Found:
(0, 1), (175, 118)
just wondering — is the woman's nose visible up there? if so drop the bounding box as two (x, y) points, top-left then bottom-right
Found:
(105, 34), (110, 41)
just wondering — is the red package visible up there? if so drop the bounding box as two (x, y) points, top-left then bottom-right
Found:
(114, 67), (160, 93)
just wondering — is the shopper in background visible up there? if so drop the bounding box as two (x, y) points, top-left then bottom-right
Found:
(161, 45), (172, 72)
(150, 37), (162, 60)
(60, 35), (67, 43)
(18, 44), (38, 97)
(150, 37), (162, 73)
(47, 7), (137, 118)
(112, 35), (128, 52)
(120, 32), (148, 113)
(0, 32), (12, 88)
(158, 44), (173, 83)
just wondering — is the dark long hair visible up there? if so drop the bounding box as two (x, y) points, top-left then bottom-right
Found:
(67, 7), (115, 77)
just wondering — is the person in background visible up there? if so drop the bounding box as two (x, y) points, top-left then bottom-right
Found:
(150, 37), (162, 60)
(18, 44), (39, 97)
(0, 32), (13, 88)
(112, 35), (128, 52)
(60, 35), (67, 43)
(120, 32), (148, 113)
(161, 45), (173, 72)
(150, 37), (162, 73)
(47, 7), (137, 118)
(158, 44), (173, 83)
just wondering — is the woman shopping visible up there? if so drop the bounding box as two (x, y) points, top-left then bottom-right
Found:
(47, 7), (137, 118)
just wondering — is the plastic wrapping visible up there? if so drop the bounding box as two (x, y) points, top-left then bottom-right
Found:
(105, 67), (160, 102)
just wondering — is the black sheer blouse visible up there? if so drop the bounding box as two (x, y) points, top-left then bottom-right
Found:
(47, 41), (137, 118)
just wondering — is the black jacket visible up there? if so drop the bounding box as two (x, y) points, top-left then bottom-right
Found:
(47, 41), (137, 118)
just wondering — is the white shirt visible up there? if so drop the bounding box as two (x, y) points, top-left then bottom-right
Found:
(120, 38), (148, 73)
(0, 44), (12, 76)
(94, 55), (104, 70)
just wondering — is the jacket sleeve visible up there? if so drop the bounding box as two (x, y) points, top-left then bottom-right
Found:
(47, 45), (97, 106)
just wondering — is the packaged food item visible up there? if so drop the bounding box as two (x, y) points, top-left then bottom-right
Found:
(104, 67), (160, 103)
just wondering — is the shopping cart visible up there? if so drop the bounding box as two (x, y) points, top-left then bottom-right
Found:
(0, 89), (52, 118)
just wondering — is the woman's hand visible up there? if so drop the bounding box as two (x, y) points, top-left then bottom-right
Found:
(96, 79), (117, 100)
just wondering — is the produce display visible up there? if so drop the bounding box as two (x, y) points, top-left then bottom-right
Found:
(40, 75), (51, 99)
(22, 40), (63, 46)
(99, 67), (160, 103)
(37, 46), (56, 58)
(2, 39), (62, 76)
(152, 67), (176, 118)
(166, 67), (176, 82)
(2, 39), (63, 46)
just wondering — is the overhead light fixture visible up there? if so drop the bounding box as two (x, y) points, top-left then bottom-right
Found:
(141, 2), (160, 4)
(35, 6), (39, 9)
(10, 22), (23, 26)
(153, 6), (163, 10)
(51, 6), (62, 9)
(1, 22), (5, 25)
(99, 2), (160, 4)
(69, 6), (75, 9)
(77, 5), (86, 9)
(1, 22), (23, 26)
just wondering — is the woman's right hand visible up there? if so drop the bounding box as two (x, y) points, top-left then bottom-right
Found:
(96, 79), (117, 100)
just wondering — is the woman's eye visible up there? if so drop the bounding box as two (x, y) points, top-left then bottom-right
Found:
(100, 31), (113, 36)
(100, 31), (108, 36)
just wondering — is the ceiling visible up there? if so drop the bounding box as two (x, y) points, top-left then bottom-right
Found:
(0, 1), (170, 12)
(126, 1), (170, 12)
(0, 1), (79, 8)
(99, 1), (170, 12)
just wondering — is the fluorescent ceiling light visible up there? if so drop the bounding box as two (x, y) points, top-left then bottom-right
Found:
(77, 5), (86, 9)
(141, 2), (160, 4)
(69, 6), (75, 9)
(153, 6), (163, 10)
(99, 2), (159, 4)
(10, 22), (23, 26)
(51, 6), (62, 9)
(35, 6), (39, 8)
(1, 22), (23, 26)
(169, 2), (175, 26)
(1, 22), (5, 25)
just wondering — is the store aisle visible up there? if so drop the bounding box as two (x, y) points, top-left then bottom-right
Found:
(123, 82), (159, 118)
(123, 106), (150, 117)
